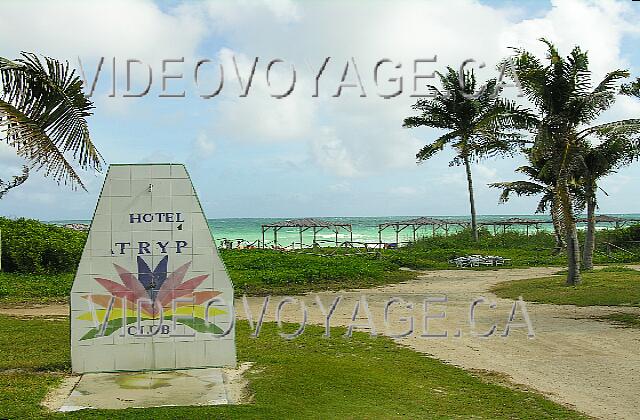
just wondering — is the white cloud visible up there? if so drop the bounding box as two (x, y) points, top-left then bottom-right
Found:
(194, 132), (216, 158)
(0, 0), (211, 119)
(311, 127), (360, 177)
(203, 0), (301, 34)
(0, 144), (26, 178)
(3, 0), (640, 218)
(328, 182), (351, 192)
(437, 171), (467, 188)
(598, 95), (640, 126)
(599, 173), (632, 196)
(212, 48), (317, 142)
(0, 0), (206, 61)
(502, 0), (639, 81)
(202, 0), (640, 181)
(474, 163), (500, 184)
(389, 186), (419, 196)
(139, 151), (175, 163)
(263, 0), (301, 23)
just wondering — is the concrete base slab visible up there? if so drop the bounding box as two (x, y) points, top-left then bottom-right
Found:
(58, 368), (232, 411)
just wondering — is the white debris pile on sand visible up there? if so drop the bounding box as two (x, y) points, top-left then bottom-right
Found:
(449, 255), (511, 267)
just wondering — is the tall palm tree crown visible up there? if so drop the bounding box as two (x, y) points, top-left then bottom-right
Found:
(404, 67), (535, 241)
(506, 39), (640, 284)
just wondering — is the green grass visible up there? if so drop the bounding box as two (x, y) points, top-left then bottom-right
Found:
(0, 252), (416, 303)
(596, 313), (640, 329)
(492, 266), (640, 306)
(385, 229), (640, 270)
(221, 249), (416, 295)
(386, 231), (567, 269)
(0, 315), (585, 419)
(0, 272), (73, 304)
(0, 372), (62, 419)
(0, 316), (70, 371)
(3, 227), (640, 303)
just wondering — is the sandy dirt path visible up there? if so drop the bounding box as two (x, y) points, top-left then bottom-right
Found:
(0, 303), (69, 317)
(2, 267), (639, 419)
(240, 267), (640, 420)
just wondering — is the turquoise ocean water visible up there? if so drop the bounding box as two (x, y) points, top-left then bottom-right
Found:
(53, 214), (640, 247)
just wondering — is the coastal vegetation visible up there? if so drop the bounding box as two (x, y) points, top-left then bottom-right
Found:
(502, 40), (640, 285)
(0, 217), (85, 274)
(490, 138), (640, 268)
(2, 217), (640, 303)
(490, 150), (572, 252)
(0, 316), (586, 419)
(577, 138), (640, 270)
(220, 249), (415, 295)
(405, 40), (640, 286)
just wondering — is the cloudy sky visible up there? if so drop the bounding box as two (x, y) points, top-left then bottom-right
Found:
(1, 0), (639, 220)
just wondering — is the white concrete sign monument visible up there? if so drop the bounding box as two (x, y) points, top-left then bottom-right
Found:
(71, 164), (236, 373)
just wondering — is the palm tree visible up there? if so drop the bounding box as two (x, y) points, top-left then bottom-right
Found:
(507, 39), (640, 285)
(0, 166), (29, 199)
(0, 52), (102, 192)
(578, 137), (640, 270)
(621, 77), (640, 97)
(489, 152), (570, 252)
(403, 67), (535, 241)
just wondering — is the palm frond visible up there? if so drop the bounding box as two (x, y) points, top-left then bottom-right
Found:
(593, 69), (630, 95)
(621, 77), (640, 97)
(416, 131), (460, 162)
(0, 165), (29, 199)
(489, 180), (545, 202)
(0, 100), (85, 187)
(577, 119), (640, 139)
(0, 52), (103, 189)
(405, 64), (536, 167)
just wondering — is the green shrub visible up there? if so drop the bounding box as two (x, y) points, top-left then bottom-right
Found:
(218, 248), (421, 295)
(0, 217), (87, 274)
(384, 228), (565, 269)
(598, 224), (640, 247)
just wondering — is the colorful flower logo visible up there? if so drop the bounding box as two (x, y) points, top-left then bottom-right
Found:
(77, 256), (226, 340)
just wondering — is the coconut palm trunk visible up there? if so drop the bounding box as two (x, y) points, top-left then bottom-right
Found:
(463, 154), (479, 242)
(550, 198), (565, 253)
(582, 185), (596, 270)
(558, 180), (582, 285)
